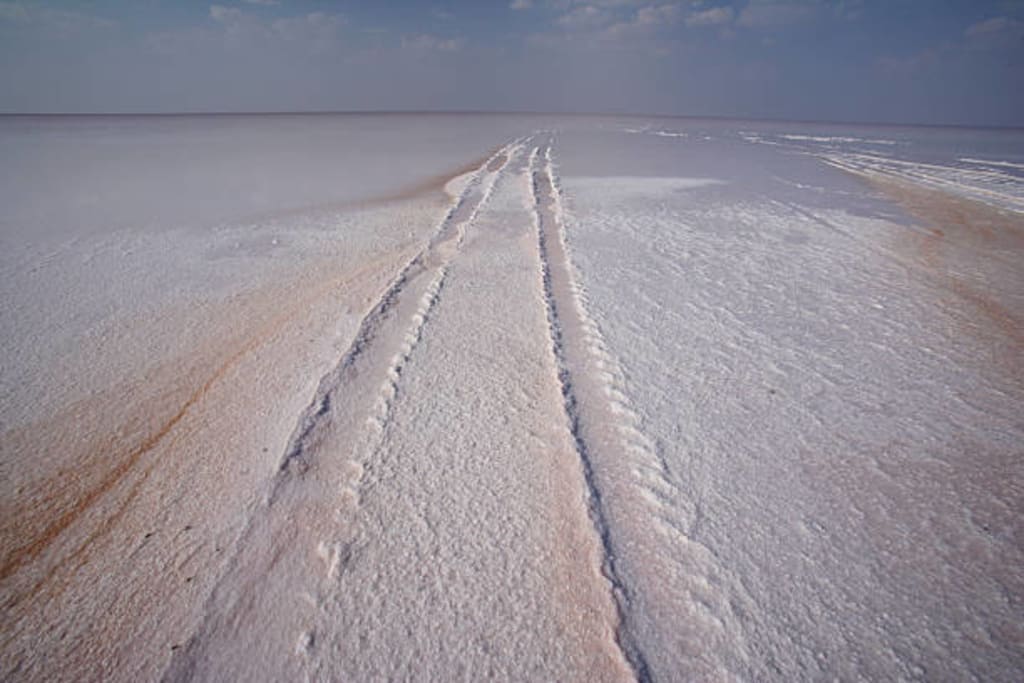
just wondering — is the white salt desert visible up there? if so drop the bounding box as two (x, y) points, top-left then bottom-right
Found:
(1, 114), (1022, 681)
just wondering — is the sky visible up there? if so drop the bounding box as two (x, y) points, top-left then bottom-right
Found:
(0, 1), (1022, 125)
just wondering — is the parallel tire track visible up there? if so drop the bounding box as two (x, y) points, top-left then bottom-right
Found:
(535, 145), (748, 680)
(277, 143), (518, 478)
(162, 141), (520, 681)
(529, 142), (653, 682)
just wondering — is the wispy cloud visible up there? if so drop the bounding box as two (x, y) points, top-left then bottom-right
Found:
(209, 4), (245, 24)
(601, 3), (684, 39)
(877, 14), (1023, 77)
(0, 1), (115, 31)
(965, 15), (1024, 41)
(876, 48), (942, 76)
(556, 5), (614, 30)
(149, 5), (344, 57)
(738, 0), (822, 29)
(686, 6), (734, 27)
(0, 0), (1019, 124)
(401, 33), (464, 52)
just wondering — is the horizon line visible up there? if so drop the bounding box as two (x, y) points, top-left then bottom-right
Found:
(0, 109), (1021, 131)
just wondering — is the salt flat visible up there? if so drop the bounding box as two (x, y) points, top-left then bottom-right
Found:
(2, 114), (1022, 681)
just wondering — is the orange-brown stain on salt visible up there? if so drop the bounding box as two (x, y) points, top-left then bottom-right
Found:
(867, 175), (1024, 383)
(0, 246), (419, 608)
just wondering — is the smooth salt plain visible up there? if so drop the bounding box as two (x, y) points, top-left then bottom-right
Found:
(2, 114), (1022, 681)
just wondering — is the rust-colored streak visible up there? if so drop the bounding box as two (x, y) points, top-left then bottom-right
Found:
(11, 434), (175, 624)
(0, 343), (249, 589)
(0, 246), (416, 596)
(857, 172), (1024, 384)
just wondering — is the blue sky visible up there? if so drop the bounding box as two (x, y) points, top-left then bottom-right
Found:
(1, 1), (1021, 125)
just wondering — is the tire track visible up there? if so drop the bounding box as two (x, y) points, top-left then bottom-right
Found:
(162, 140), (520, 682)
(359, 142), (521, 443)
(0, 243), (423, 627)
(293, 142), (524, 668)
(295, 139), (630, 681)
(529, 142), (650, 682)
(276, 140), (520, 480)
(530, 142), (742, 681)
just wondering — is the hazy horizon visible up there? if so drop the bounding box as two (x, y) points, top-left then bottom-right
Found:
(2, 109), (1023, 131)
(1, 1), (1021, 128)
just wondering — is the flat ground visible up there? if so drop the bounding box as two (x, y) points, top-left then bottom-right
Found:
(2, 118), (1022, 681)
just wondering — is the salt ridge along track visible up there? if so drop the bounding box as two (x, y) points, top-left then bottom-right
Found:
(163, 136), (635, 681)
(531, 142), (740, 680)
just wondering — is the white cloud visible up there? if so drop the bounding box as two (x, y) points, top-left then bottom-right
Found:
(635, 4), (683, 26)
(556, 5), (614, 30)
(966, 16), (1024, 39)
(401, 33), (463, 51)
(877, 14), (1022, 78)
(546, 1), (688, 44)
(207, 5), (344, 41)
(964, 15), (1024, 52)
(0, 1), (114, 30)
(272, 12), (344, 52)
(569, 2), (688, 46)
(562, 0), (646, 6)
(149, 6), (344, 57)
(209, 5), (245, 24)
(686, 6), (734, 27)
(738, 0), (821, 28)
(832, 0), (863, 21)
(510, 0), (533, 9)
(551, 1), (695, 37)
(877, 48), (941, 76)
(243, 0), (281, 5)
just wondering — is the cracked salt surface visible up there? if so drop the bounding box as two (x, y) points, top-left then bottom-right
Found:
(2, 115), (1022, 682)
